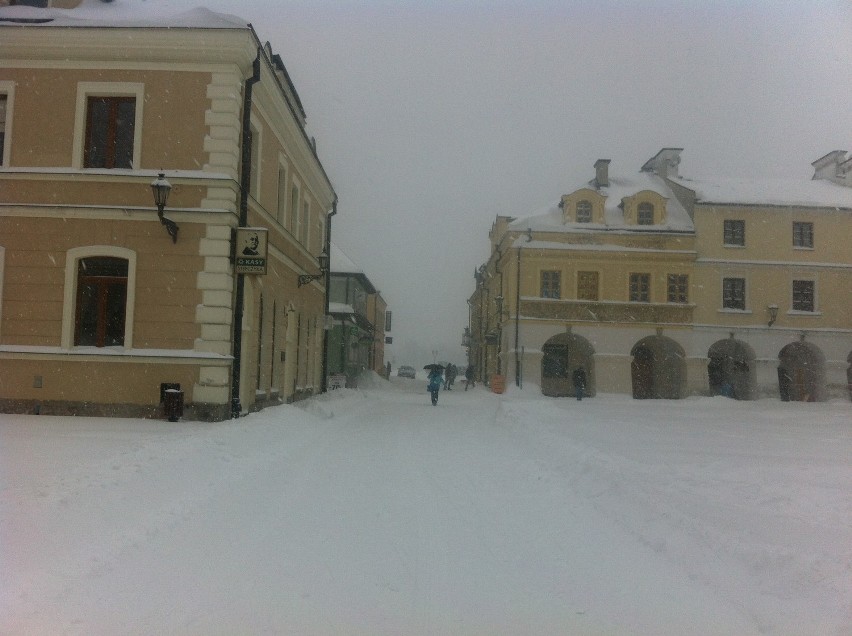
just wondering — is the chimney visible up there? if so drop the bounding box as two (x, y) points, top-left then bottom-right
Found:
(594, 159), (611, 188)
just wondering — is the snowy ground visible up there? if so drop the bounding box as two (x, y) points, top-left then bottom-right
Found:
(1, 375), (850, 635)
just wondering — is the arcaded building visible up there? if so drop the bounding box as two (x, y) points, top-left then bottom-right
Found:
(470, 149), (852, 401)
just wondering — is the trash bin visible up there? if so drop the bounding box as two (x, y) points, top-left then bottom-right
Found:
(164, 388), (184, 422)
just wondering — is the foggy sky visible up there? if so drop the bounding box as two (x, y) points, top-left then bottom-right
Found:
(126, 0), (852, 365)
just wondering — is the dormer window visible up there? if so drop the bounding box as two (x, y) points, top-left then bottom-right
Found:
(576, 200), (592, 223)
(637, 202), (654, 225)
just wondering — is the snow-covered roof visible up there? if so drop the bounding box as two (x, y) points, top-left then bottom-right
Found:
(680, 177), (852, 209)
(509, 171), (694, 233)
(329, 242), (363, 275)
(0, 2), (248, 29)
(328, 302), (355, 316)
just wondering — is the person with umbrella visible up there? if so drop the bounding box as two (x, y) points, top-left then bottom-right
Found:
(424, 363), (444, 406)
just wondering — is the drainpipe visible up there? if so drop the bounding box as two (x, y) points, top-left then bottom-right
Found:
(320, 196), (337, 393)
(230, 50), (262, 419)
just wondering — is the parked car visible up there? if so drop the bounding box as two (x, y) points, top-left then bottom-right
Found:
(397, 365), (416, 379)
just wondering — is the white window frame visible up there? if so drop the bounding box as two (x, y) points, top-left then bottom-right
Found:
(300, 196), (311, 246)
(72, 82), (144, 170)
(719, 275), (749, 313)
(290, 179), (301, 237)
(0, 81), (15, 167)
(61, 246), (137, 348)
(790, 277), (819, 314)
(792, 221), (814, 250)
(276, 154), (288, 226)
(249, 114), (262, 199)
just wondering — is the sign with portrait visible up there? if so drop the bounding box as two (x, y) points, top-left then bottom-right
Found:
(235, 227), (268, 274)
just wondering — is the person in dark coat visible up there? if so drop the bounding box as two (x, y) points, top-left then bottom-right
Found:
(445, 363), (457, 390)
(427, 367), (443, 405)
(572, 367), (587, 401)
(464, 364), (475, 390)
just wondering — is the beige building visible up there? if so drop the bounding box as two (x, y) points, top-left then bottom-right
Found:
(0, 3), (336, 419)
(470, 148), (852, 401)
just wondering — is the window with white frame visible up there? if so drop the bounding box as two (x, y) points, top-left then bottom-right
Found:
(276, 163), (288, 226)
(792, 221), (813, 248)
(792, 279), (815, 312)
(540, 271), (561, 299)
(249, 119), (261, 199)
(75, 256), (129, 347)
(667, 274), (688, 303)
(63, 246), (136, 349)
(577, 271), (599, 300)
(300, 198), (310, 245)
(290, 183), (300, 235)
(74, 83), (144, 170)
(629, 273), (650, 302)
(723, 219), (745, 246)
(722, 277), (746, 310)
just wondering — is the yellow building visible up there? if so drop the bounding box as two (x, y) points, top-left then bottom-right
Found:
(470, 149), (852, 401)
(0, 4), (336, 419)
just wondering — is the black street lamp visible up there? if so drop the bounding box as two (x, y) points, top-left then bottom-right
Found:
(298, 250), (329, 287)
(150, 172), (178, 243)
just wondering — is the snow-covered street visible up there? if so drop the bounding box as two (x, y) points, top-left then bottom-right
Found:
(2, 376), (851, 635)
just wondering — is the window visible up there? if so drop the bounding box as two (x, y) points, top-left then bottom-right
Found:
(276, 164), (287, 225)
(723, 220), (745, 246)
(629, 273), (650, 302)
(0, 93), (7, 166)
(793, 222), (813, 248)
(722, 277), (746, 310)
(576, 200), (592, 223)
(792, 280), (815, 312)
(290, 184), (300, 234)
(667, 274), (688, 303)
(540, 271), (561, 299)
(577, 271), (599, 301)
(637, 202), (654, 225)
(84, 96), (136, 169)
(249, 119), (261, 198)
(300, 199), (310, 245)
(75, 257), (128, 347)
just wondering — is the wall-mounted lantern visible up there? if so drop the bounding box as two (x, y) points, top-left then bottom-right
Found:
(767, 304), (779, 327)
(298, 250), (329, 287)
(150, 172), (178, 243)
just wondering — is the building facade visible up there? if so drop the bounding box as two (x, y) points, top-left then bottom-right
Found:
(0, 4), (336, 419)
(326, 243), (388, 387)
(470, 149), (852, 401)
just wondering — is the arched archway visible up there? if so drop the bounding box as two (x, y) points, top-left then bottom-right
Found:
(541, 332), (595, 397)
(778, 340), (826, 402)
(707, 337), (756, 400)
(630, 335), (686, 399)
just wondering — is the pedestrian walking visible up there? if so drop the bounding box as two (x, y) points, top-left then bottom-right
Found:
(446, 363), (457, 390)
(572, 367), (587, 401)
(465, 364), (475, 390)
(426, 365), (443, 406)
